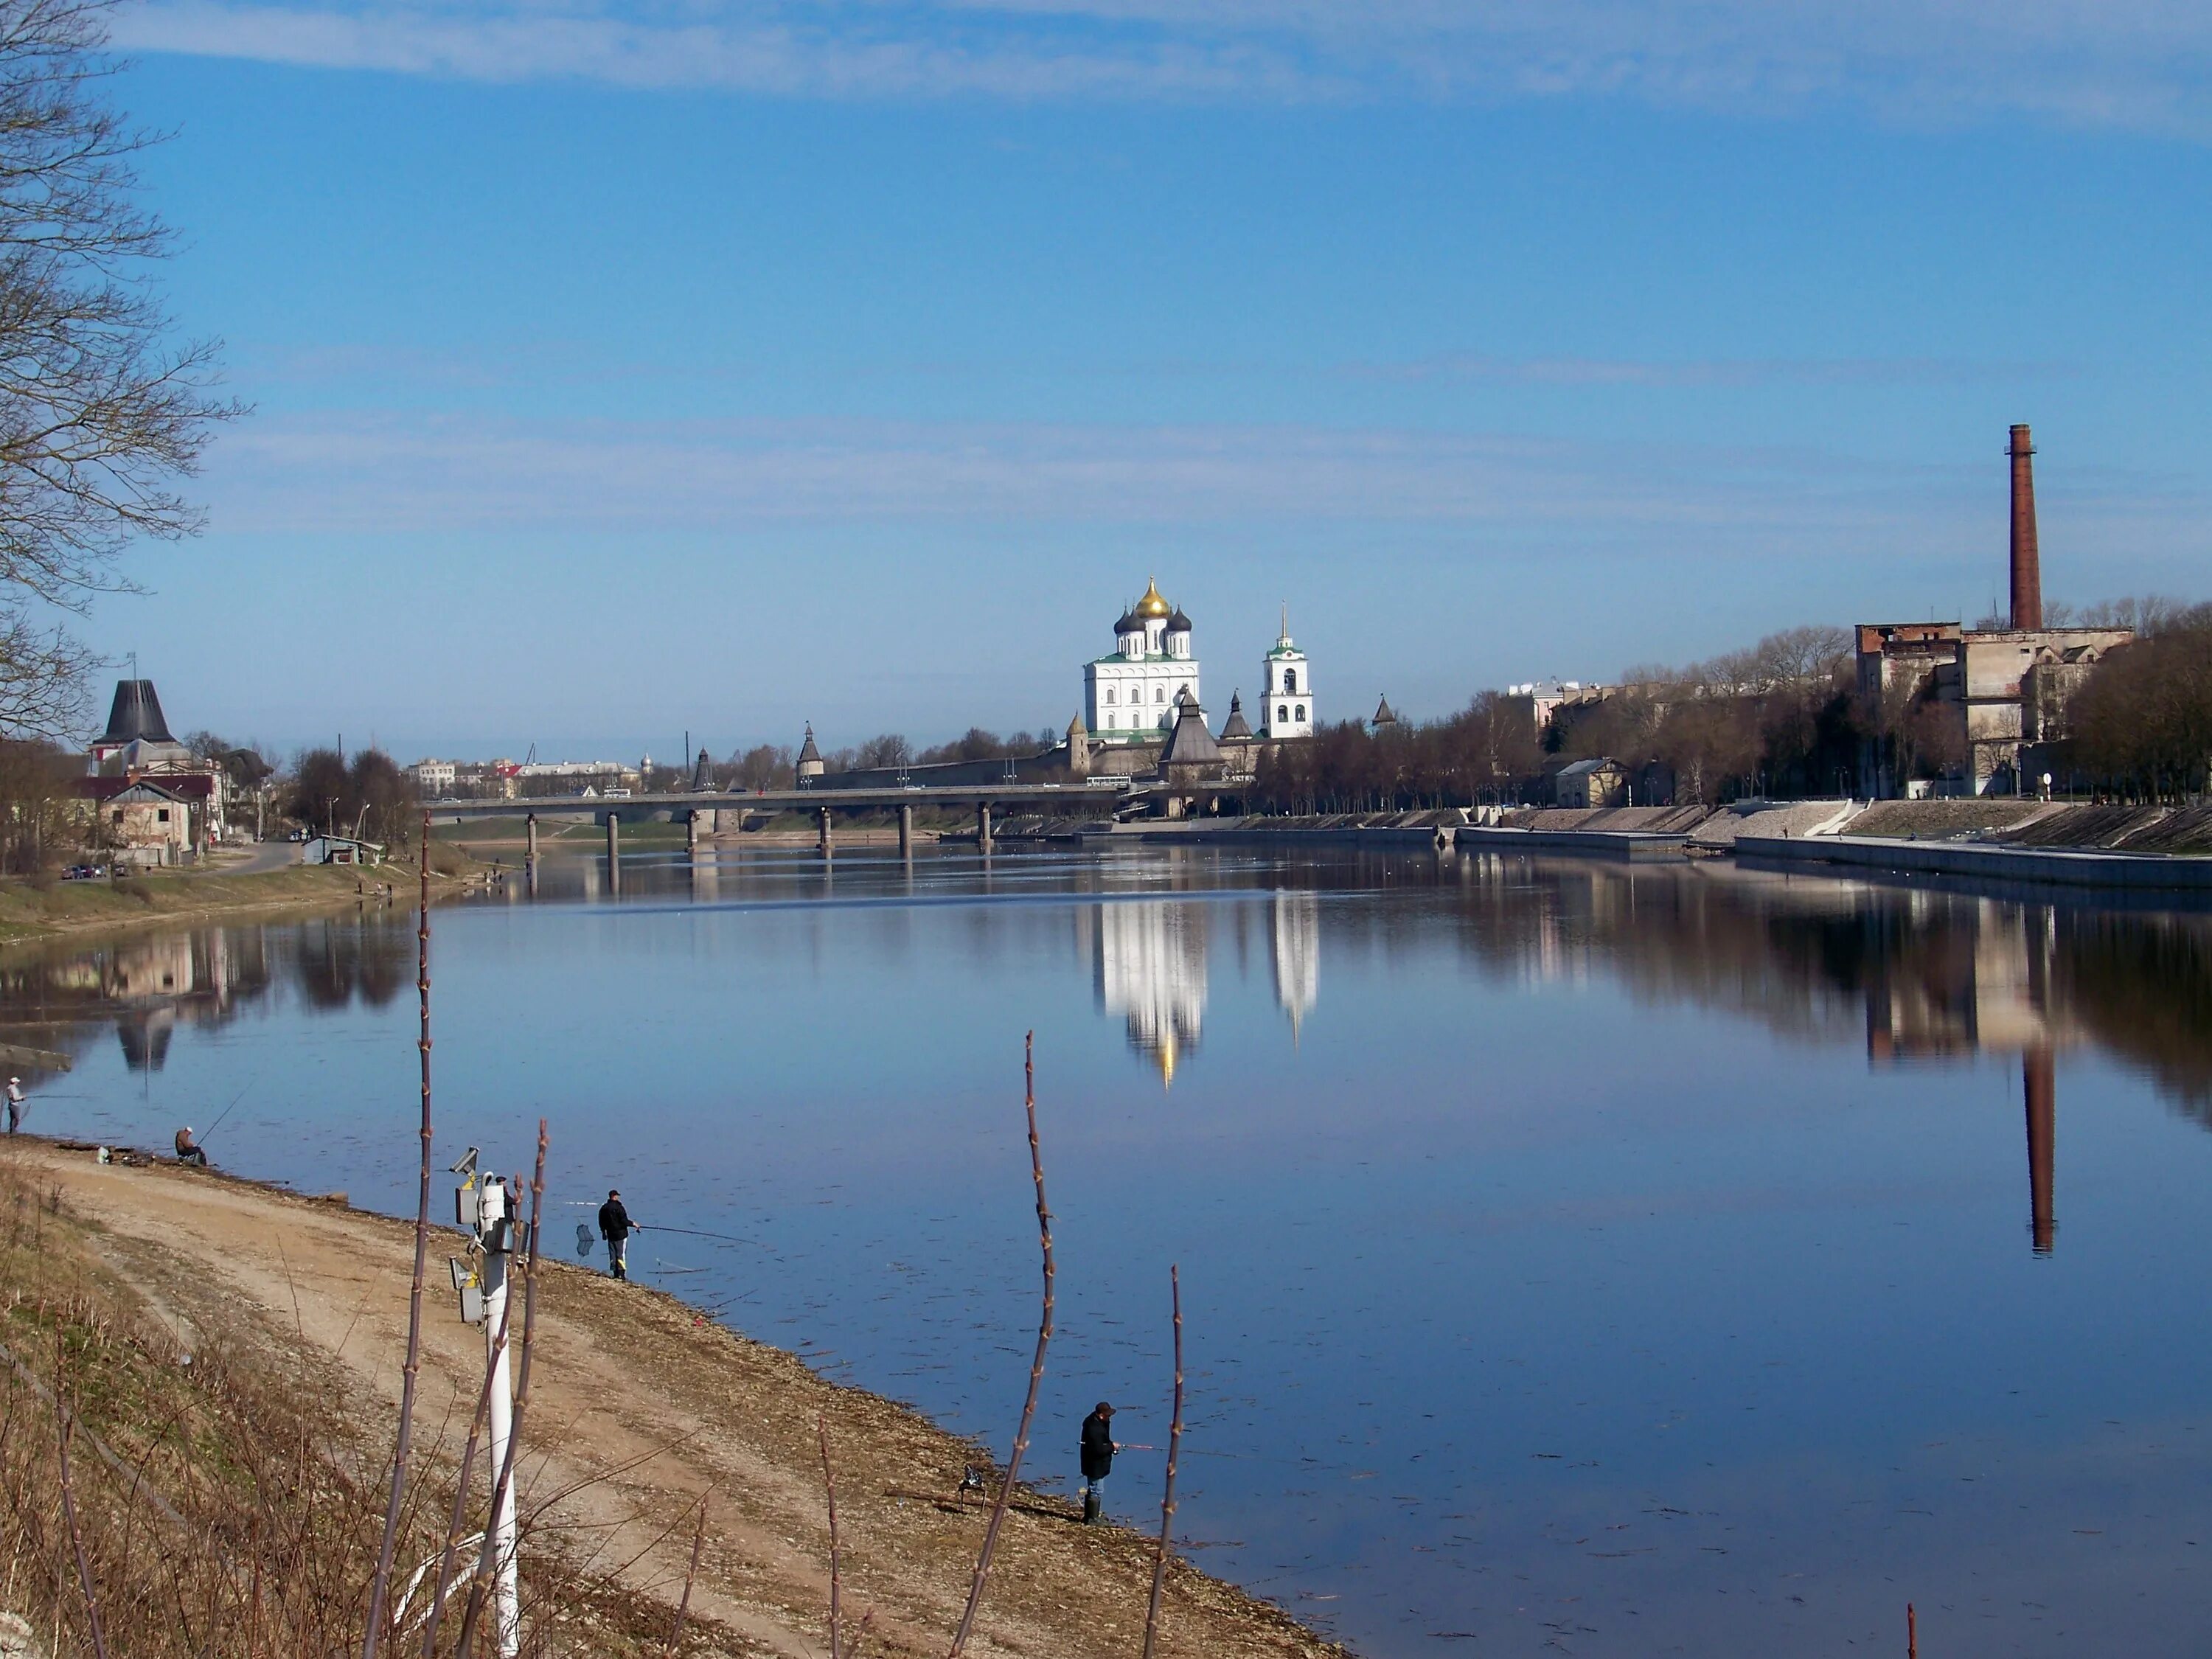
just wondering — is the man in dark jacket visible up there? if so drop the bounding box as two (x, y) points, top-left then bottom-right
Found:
(1079, 1402), (1118, 1523)
(597, 1189), (636, 1280)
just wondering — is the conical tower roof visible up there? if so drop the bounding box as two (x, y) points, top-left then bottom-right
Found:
(97, 680), (174, 746)
(1158, 690), (1222, 768)
(1220, 691), (1253, 740)
(1372, 694), (1399, 727)
(796, 723), (822, 765)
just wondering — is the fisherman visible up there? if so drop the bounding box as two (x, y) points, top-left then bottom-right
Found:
(597, 1188), (637, 1280)
(174, 1125), (209, 1167)
(1079, 1401), (1119, 1523)
(4, 1077), (22, 1134)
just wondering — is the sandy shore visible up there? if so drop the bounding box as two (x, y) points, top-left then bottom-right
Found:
(5, 1139), (1345, 1659)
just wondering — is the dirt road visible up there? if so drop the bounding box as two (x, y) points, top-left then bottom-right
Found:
(13, 1143), (1343, 1659)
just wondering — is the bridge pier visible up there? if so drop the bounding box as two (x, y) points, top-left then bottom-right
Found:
(525, 813), (538, 872)
(606, 814), (620, 891)
(818, 807), (833, 859)
(898, 804), (913, 860)
(686, 811), (703, 858)
(976, 802), (992, 852)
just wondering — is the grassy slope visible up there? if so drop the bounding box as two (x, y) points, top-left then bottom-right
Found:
(0, 858), (470, 947)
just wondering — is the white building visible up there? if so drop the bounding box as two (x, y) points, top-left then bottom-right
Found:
(1262, 610), (1314, 739)
(1084, 580), (1201, 743)
(410, 759), (458, 793)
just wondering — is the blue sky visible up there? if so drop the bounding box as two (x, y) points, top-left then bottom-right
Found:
(76, 0), (2212, 759)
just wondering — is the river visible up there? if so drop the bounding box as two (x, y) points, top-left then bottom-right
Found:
(6, 841), (2212, 1657)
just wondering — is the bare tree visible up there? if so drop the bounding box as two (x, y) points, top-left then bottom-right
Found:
(0, 0), (237, 739)
(733, 743), (793, 790)
(854, 732), (912, 769)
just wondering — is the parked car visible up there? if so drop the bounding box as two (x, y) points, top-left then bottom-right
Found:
(63, 864), (102, 880)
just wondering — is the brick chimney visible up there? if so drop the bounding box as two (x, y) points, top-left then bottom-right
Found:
(2008, 423), (2042, 630)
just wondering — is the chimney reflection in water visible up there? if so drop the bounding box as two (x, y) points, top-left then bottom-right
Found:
(2025, 1048), (2056, 1256)
(2023, 903), (2055, 1256)
(1865, 897), (2062, 1256)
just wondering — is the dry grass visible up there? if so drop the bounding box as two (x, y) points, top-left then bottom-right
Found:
(0, 1164), (736, 1658)
(0, 858), (479, 949)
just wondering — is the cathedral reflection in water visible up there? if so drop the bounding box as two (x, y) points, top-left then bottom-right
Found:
(1086, 891), (1321, 1086)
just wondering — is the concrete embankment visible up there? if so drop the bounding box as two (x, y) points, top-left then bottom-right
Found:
(1738, 834), (2212, 894)
(1453, 827), (1691, 860)
(1118, 821), (1450, 849)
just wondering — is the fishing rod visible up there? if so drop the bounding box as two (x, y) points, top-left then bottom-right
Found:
(637, 1223), (763, 1248)
(198, 1077), (258, 1142)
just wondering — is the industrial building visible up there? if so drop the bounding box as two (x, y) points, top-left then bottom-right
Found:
(1855, 426), (2132, 796)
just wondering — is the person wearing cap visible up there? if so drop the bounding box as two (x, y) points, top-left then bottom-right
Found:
(597, 1188), (636, 1280)
(4, 1077), (22, 1135)
(1079, 1402), (1119, 1523)
(174, 1125), (208, 1166)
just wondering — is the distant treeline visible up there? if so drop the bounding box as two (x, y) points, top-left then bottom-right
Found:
(1251, 599), (2212, 811)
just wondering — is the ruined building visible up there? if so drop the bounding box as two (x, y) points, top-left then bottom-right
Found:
(1855, 426), (2132, 796)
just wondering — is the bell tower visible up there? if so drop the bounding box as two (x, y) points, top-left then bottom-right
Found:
(1262, 605), (1313, 739)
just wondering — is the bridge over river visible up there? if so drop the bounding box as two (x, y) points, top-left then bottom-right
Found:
(432, 779), (1140, 858)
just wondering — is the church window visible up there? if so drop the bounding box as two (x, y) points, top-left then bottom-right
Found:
(1284, 669), (1297, 694)
(1107, 713), (1117, 729)
(1279, 704), (1290, 723)
(1105, 687), (1115, 705)
(1155, 686), (1165, 703)
(1295, 703), (1306, 721)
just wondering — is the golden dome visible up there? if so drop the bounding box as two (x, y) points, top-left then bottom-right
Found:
(1134, 578), (1173, 620)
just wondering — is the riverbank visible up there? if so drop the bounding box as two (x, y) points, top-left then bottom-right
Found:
(0, 1138), (1343, 1659)
(1738, 832), (2212, 893)
(0, 858), (482, 949)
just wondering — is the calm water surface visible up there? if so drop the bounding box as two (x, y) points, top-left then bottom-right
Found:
(7, 843), (2212, 1657)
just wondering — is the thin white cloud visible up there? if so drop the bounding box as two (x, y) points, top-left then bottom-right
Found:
(193, 408), (2208, 558)
(109, 0), (2212, 133)
(112, 0), (2212, 131)
(1346, 354), (2079, 389)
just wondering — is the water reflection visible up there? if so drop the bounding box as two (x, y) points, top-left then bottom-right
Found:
(1270, 889), (1318, 1040)
(1059, 853), (2212, 1256)
(0, 914), (411, 1074)
(1089, 901), (1208, 1086)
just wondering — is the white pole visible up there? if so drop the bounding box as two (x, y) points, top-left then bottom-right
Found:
(477, 1177), (522, 1659)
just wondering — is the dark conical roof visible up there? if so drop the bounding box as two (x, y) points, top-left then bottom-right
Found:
(691, 746), (714, 790)
(98, 680), (174, 746)
(1372, 694), (1399, 726)
(1158, 692), (1222, 768)
(797, 723), (822, 764)
(1220, 690), (1253, 740)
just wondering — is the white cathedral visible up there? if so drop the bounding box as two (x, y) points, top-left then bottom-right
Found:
(1082, 579), (1313, 744)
